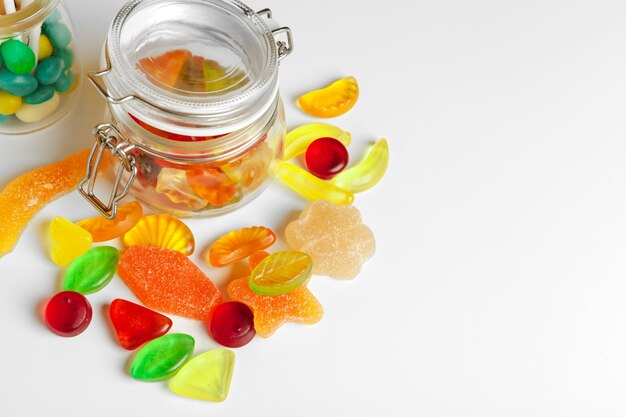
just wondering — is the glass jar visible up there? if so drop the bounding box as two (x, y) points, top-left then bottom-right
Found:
(0, 0), (80, 134)
(79, 0), (292, 218)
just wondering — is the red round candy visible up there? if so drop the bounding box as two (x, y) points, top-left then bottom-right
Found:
(208, 301), (255, 348)
(44, 291), (92, 337)
(304, 137), (349, 179)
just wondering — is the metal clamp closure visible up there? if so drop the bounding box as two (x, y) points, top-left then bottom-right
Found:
(78, 123), (137, 219)
(256, 8), (294, 61)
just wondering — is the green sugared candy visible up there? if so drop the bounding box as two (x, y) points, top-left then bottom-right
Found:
(43, 22), (72, 49)
(130, 334), (195, 382)
(54, 48), (74, 69)
(36, 56), (64, 85)
(0, 69), (38, 96)
(62, 246), (120, 294)
(54, 69), (74, 92)
(0, 40), (36, 74)
(24, 85), (55, 105)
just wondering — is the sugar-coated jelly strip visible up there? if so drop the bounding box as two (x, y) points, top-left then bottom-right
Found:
(275, 161), (354, 205)
(283, 123), (351, 160)
(331, 138), (389, 193)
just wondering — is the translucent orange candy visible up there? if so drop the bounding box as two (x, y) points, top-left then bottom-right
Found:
(297, 76), (359, 118)
(118, 245), (223, 320)
(227, 276), (323, 338)
(208, 226), (276, 267)
(0, 149), (91, 259)
(186, 167), (237, 207)
(248, 250), (270, 271)
(77, 201), (143, 242)
(123, 214), (195, 256)
(138, 50), (192, 87)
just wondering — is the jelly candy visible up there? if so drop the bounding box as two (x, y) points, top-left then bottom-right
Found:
(49, 217), (93, 266)
(186, 167), (237, 207)
(0, 69), (38, 96)
(24, 85), (55, 105)
(0, 149), (92, 258)
(38, 35), (54, 61)
(285, 200), (375, 279)
(203, 59), (247, 93)
(16, 92), (60, 123)
(249, 251), (312, 295)
(208, 302), (255, 348)
(109, 299), (173, 350)
(55, 48), (74, 70)
(332, 138), (389, 193)
(0, 90), (22, 115)
(276, 161), (354, 205)
(122, 214), (195, 256)
(208, 226), (276, 267)
(130, 334), (195, 381)
(297, 76), (359, 118)
(138, 49), (192, 87)
(284, 123), (351, 161)
(35, 56), (64, 85)
(175, 55), (205, 92)
(44, 291), (92, 337)
(305, 137), (349, 179)
(62, 246), (119, 294)
(53, 69), (74, 92)
(170, 349), (235, 402)
(132, 152), (162, 187)
(77, 201), (143, 242)
(227, 277), (323, 338)
(0, 40), (36, 74)
(42, 22), (72, 49)
(117, 245), (222, 320)
(156, 167), (206, 210)
(248, 250), (270, 271)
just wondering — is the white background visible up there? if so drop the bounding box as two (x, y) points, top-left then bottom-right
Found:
(1, 0), (626, 415)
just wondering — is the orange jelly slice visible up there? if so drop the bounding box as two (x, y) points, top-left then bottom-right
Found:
(297, 76), (359, 118)
(123, 214), (195, 256)
(77, 201), (143, 242)
(186, 167), (237, 207)
(209, 226), (276, 267)
(138, 50), (192, 87)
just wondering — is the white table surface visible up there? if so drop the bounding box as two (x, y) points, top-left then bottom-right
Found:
(2, 0), (626, 415)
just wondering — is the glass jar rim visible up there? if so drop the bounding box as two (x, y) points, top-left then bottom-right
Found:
(102, 0), (281, 136)
(0, 0), (58, 36)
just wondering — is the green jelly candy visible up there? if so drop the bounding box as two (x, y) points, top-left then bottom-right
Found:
(0, 69), (38, 96)
(130, 334), (195, 382)
(44, 9), (62, 24)
(249, 251), (313, 295)
(54, 69), (74, 93)
(36, 56), (64, 85)
(0, 114), (9, 122)
(0, 40), (36, 74)
(43, 22), (72, 49)
(54, 48), (74, 69)
(24, 85), (55, 105)
(62, 246), (120, 294)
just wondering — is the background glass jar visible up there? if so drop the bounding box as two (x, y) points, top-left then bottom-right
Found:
(0, 0), (80, 134)
(79, 0), (292, 218)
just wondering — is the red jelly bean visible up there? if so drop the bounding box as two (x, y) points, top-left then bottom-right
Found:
(44, 291), (92, 337)
(304, 137), (349, 179)
(109, 299), (173, 350)
(208, 301), (256, 348)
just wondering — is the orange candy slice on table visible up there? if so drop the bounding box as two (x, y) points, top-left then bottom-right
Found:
(227, 276), (323, 338)
(77, 201), (143, 242)
(208, 226), (276, 267)
(118, 245), (223, 320)
(138, 49), (192, 87)
(123, 214), (195, 256)
(297, 76), (359, 118)
(249, 251), (313, 296)
(0, 149), (92, 259)
(186, 167), (237, 207)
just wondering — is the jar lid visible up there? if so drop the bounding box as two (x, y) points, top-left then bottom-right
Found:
(97, 0), (290, 136)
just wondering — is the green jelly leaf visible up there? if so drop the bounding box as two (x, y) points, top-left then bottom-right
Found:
(130, 334), (195, 382)
(62, 246), (119, 294)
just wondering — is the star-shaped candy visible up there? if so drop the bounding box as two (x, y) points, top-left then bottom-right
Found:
(227, 277), (323, 338)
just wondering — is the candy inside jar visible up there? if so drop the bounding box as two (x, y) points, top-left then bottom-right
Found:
(0, 0), (80, 134)
(79, 0), (292, 218)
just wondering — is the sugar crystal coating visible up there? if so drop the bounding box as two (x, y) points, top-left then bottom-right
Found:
(117, 245), (222, 320)
(285, 200), (375, 279)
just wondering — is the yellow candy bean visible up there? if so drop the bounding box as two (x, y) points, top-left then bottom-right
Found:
(0, 90), (23, 115)
(38, 35), (54, 61)
(16, 91), (60, 123)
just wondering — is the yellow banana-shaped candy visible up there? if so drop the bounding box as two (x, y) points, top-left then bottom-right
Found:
(284, 123), (351, 161)
(331, 138), (389, 193)
(276, 161), (354, 205)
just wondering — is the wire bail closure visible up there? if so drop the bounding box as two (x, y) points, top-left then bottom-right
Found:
(78, 123), (137, 219)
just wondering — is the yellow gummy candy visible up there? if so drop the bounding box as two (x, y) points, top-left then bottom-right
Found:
(38, 35), (53, 61)
(332, 138), (389, 193)
(297, 76), (359, 118)
(283, 123), (351, 161)
(49, 217), (93, 266)
(169, 350), (235, 402)
(0, 90), (22, 115)
(276, 161), (354, 205)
